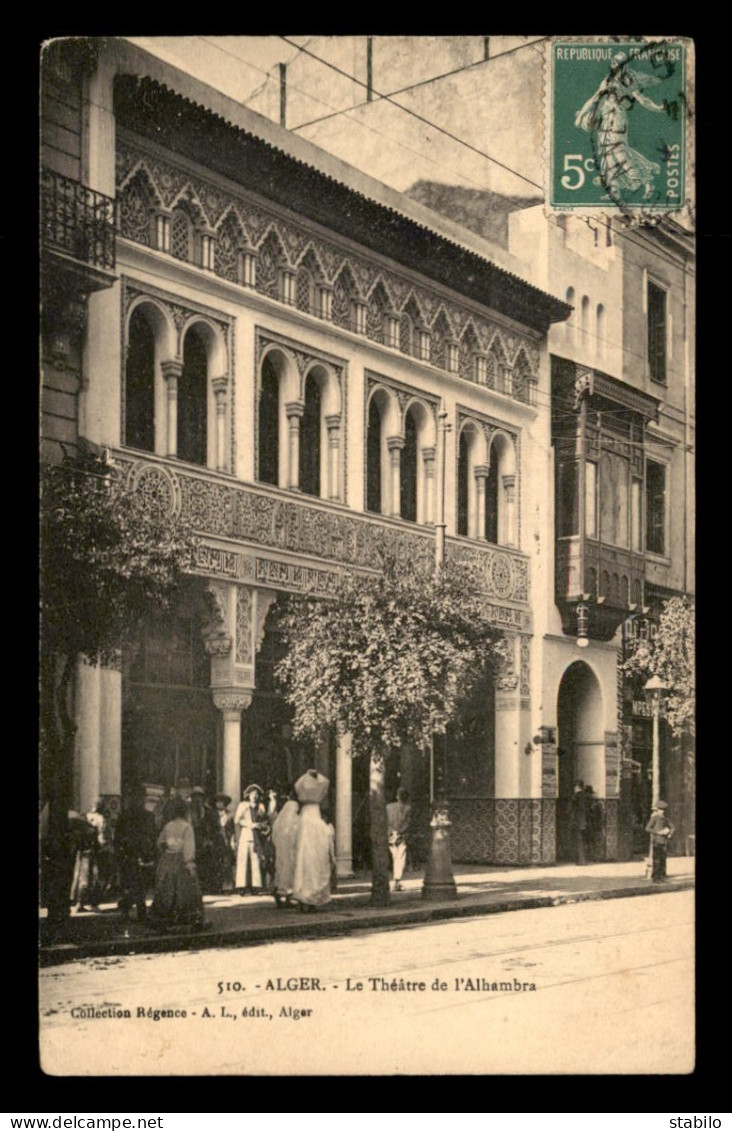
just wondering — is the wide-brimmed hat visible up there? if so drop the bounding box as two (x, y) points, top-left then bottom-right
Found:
(656, 800), (669, 810)
(243, 783), (263, 798)
(214, 793), (232, 806)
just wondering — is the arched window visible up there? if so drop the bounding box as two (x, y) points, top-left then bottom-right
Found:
(400, 409), (418, 522)
(581, 295), (590, 342)
(258, 356), (279, 486)
(367, 397), (382, 514)
(484, 462), (499, 544)
(170, 207), (194, 263)
(399, 313), (412, 356)
(178, 327), (207, 465)
(565, 287), (576, 344)
(596, 303), (606, 359)
(300, 373), (321, 497)
(296, 268), (314, 314)
(457, 431), (469, 536)
(125, 307), (155, 452)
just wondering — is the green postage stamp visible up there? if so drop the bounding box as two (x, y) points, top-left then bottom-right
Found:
(548, 39), (689, 215)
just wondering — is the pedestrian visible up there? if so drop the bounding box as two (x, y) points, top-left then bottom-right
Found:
(234, 785), (267, 894)
(569, 781), (587, 865)
(645, 800), (674, 882)
(583, 784), (601, 861)
(196, 793), (233, 894)
(387, 787), (412, 891)
(150, 797), (205, 929)
(115, 787), (157, 922)
(70, 801), (108, 911)
(271, 786), (300, 908)
(292, 769), (332, 912)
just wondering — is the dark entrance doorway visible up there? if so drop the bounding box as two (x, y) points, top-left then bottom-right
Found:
(556, 660), (604, 861)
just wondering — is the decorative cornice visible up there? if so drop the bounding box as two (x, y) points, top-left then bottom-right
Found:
(117, 135), (542, 386)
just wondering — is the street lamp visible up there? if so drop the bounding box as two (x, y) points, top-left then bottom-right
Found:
(644, 675), (668, 809)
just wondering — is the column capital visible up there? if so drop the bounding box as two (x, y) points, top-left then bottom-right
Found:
(325, 413), (341, 431)
(285, 400), (305, 420)
(386, 434), (406, 453)
(474, 463), (490, 481)
(422, 445), (436, 464)
(212, 376), (229, 400)
(161, 359), (182, 381)
(212, 689), (253, 715)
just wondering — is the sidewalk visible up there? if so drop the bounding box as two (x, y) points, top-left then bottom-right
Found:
(39, 856), (695, 967)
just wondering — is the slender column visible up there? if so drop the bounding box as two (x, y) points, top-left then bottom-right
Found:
(386, 317), (399, 349)
(212, 690), (252, 807)
(503, 474), (517, 547)
(212, 377), (228, 472)
(326, 413), (341, 501)
(201, 232), (216, 272)
(98, 665), (122, 797)
(503, 365), (514, 396)
(75, 659), (101, 813)
(352, 302), (367, 335)
(475, 355), (488, 385)
(280, 271), (296, 306)
(335, 729), (353, 877)
(285, 401), (304, 489)
(387, 436), (405, 517)
(418, 331), (431, 363)
(446, 341), (459, 373)
(318, 286), (333, 321)
(243, 251), (257, 288)
(154, 212), (171, 253)
(161, 360), (182, 458)
(474, 464), (489, 540)
(422, 446), (436, 525)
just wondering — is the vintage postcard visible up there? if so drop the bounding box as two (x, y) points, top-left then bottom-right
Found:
(40, 34), (695, 1076)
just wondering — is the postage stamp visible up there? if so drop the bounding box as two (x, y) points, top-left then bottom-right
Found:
(548, 39), (689, 216)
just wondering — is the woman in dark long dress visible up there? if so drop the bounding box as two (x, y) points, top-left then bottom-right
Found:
(150, 798), (205, 928)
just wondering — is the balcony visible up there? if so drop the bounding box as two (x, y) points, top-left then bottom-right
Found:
(115, 451), (531, 630)
(556, 536), (646, 641)
(41, 168), (116, 276)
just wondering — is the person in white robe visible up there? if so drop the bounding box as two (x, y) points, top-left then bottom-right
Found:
(292, 770), (332, 911)
(271, 789), (300, 907)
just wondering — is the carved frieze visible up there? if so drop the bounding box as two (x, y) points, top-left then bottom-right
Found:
(117, 137), (541, 387)
(235, 586), (253, 665)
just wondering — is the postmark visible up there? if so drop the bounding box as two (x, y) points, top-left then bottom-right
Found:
(548, 39), (690, 217)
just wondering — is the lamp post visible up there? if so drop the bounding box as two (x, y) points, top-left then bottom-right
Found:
(423, 403), (457, 900)
(644, 675), (668, 809)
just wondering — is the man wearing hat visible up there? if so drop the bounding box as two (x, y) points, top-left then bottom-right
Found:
(645, 800), (674, 881)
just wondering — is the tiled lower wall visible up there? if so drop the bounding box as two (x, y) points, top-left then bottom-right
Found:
(411, 798), (619, 865)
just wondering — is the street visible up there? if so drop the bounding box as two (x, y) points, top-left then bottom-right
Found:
(39, 890), (694, 1075)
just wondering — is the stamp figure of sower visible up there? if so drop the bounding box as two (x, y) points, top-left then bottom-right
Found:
(574, 52), (667, 200)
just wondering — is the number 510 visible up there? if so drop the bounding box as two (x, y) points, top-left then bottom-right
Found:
(561, 154), (596, 189)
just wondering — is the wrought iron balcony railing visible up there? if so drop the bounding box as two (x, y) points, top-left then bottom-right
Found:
(41, 168), (116, 272)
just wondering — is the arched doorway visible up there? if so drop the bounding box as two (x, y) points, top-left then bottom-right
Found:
(556, 660), (604, 861)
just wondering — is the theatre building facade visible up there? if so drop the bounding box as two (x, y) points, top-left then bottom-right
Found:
(41, 38), (591, 871)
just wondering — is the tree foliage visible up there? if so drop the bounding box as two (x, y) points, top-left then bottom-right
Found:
(622, 596), (695, 738)
(274, 556), (507, 763)
(41, 447), (199, 666)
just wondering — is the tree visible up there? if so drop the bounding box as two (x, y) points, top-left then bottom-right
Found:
(273, 555), (506, 906)
(622, 596), (695, 739)
(40, 446), (199, 928)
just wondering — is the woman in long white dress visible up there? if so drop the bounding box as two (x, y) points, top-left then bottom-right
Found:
(291, 770), (333, 912)
(271, 790), (300, 908)
(234, 785), (266, 894)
